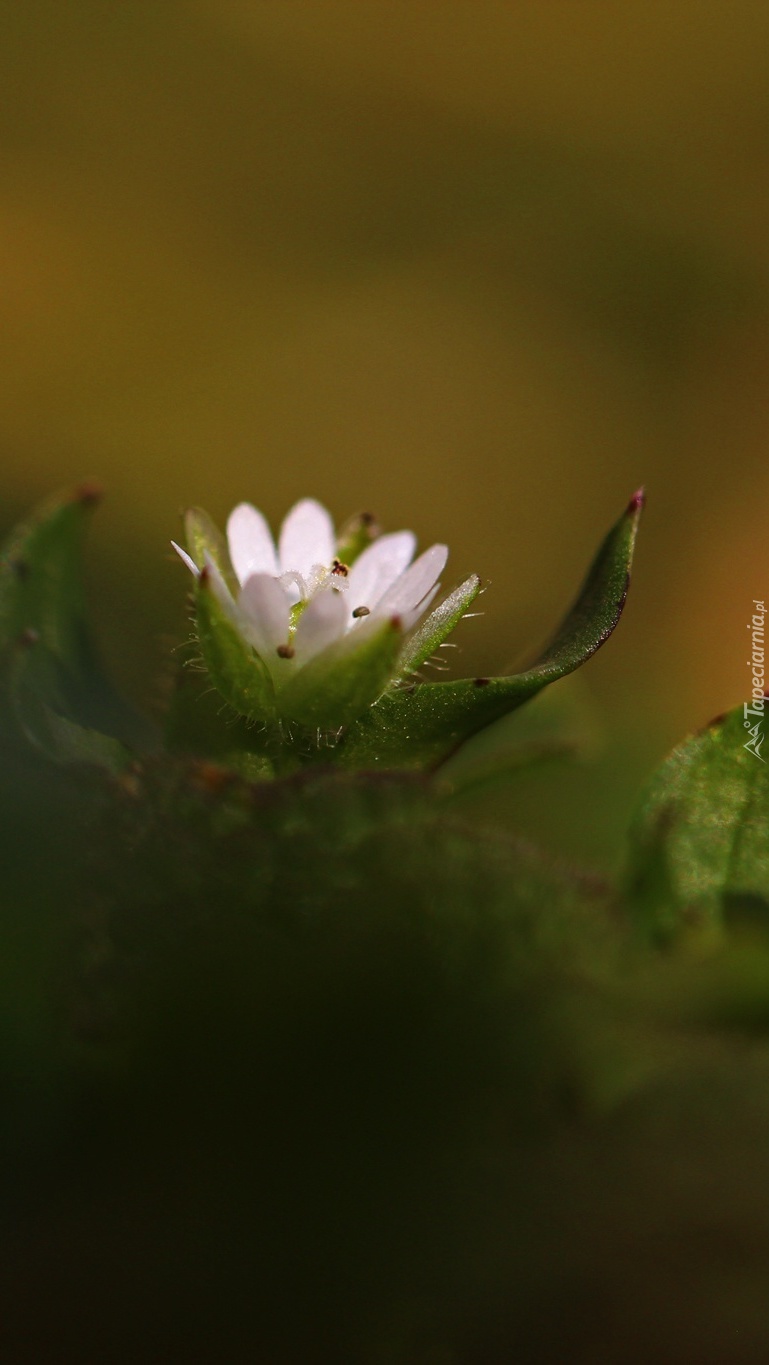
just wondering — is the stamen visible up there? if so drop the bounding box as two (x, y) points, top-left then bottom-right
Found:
(276, 643), (295, 659)
(352, 605), (370, 618)
(331, 558), (349, 577)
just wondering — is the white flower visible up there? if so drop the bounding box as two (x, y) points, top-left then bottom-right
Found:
(173, 497), (448, 684)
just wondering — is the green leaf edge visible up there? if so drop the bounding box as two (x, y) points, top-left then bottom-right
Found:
(623, 701), (769, 943)
(336, 489), (644, 770)
(0, 484), (151, 769)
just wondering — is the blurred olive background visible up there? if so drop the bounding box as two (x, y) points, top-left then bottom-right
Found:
(2, 1), (766, 866)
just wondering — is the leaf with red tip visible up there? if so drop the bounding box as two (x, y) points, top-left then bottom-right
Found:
(337, 492), (644, 770)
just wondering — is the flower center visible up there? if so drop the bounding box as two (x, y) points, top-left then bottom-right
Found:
(280, 559), (352, 643)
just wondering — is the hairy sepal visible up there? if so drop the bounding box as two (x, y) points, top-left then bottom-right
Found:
(278, 614), (403, 730)
(195, 568), (277, 723)
(397, 574), (482, 678)
(185, 507), (238, 592)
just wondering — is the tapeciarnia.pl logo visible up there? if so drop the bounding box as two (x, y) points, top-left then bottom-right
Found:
(744, 599), (766, 762)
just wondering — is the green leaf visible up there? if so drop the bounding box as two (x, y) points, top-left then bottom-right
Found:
(436, 675), (593, 800)
(0, 484), (101, 667)
(194, 565), (277, 724)
(11, 639), (128, 772)
(437, 737), (577, 802)
(338, 491), (644, 769)
(278, 614), (403, 730)
(0, 486), (149, 765)
(396, 574), (482, 678)
(624, 703), (769, 943)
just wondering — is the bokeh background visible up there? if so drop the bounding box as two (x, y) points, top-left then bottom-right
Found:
(2, 0), (766, 867)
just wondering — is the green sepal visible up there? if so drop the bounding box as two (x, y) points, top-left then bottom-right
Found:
(624, 703), (769, 944)
(396, 573), (482, 678)
(0, 485), (150, 765)
(184, 507), (237, 591)
(337, 491), (643, 769)
(278, 614), (403, 730)
(194, 567), (277, 724)
(165, 638), (275, 776)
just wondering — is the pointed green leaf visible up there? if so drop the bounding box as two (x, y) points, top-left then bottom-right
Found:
(278, 615), (403, 729)
(624, 703), (769, 943)
(397, 574), (482, 678)
(0, 484), (101, 666)
(337, 491), (643, 769)
(195, 566), (277, 723)
(10, 638), (128, 771)
(184, 507), (237, 591)
(0, 486), (151, 762)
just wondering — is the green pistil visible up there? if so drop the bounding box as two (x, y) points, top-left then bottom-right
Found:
(289, 599), (307, 631)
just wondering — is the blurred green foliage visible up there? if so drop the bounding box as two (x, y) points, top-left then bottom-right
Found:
(0, 0), (767, 862)
(1, 6), (769, 1359)
(626, 704), (769, 943)
(0, 485), (768, 1362)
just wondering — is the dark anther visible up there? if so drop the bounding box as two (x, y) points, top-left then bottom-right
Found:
(474, 676), (491, 687)
(352, 605), (370, 618)
(331, 559), (349, 577)
(276, 643), (295, 659)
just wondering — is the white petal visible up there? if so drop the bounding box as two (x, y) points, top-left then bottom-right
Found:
(401, 582), (440, 631)
(375, 544), (449, 618)
(345, 531), (416, 623)
(293, 589), (347, 666)
(278, 498), (335, 578)
(227, 503), (279, 586)
(171, 540), (200, 577)
(238, 573), (292, 657)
